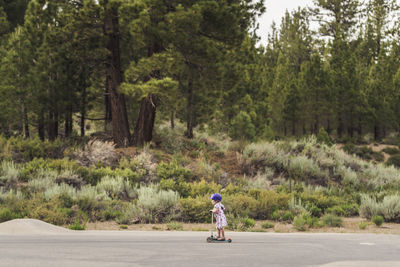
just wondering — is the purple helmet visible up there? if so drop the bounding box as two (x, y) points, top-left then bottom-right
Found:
(210, 193), (222, 201)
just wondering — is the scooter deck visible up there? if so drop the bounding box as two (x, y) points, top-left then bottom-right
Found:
(206, 237), (232, 243)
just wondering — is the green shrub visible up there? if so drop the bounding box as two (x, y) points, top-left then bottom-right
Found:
(242, 217), (256, 228)
(189, 180), (222, 198)
(69, 218), (85, 230)
(2, 136), (65, 163)
(153, 124), (184, 154)
(288, 155), (329, 183)
(224, 183), (243, 195)
(293, 213), (320, 231)
(325, 203), (359, 217)
(166, 221), (183, 231)
(159, 178), (191, 198)
(0, 194), (27, 218)
(325, 206), (345, 216)
(156, 161), (194, 182)
(386, 154), (400, 168)
(293, 216), (308, 231)
(340, 203), (359, 217)
(136, 186), (180, 223)
(317, 127), (332, 146)
(179, 195), (212, 222)
(298, 192), (340, 213)
(343, 144), (384, 162)
(359, 221), (368, 230)
(380, 195), (400, 222)
(281, 211), (295, 222)
(372, 215), (384, 227)
(309, 205), (322, 217)
(256, 190), (290, 219)
(0, 208), (12, 222)
(22, 158), (90, 183)
(270, 210), (294, 222)
(359, 194), (400, 222)
(120, 225), (128, 229)
(29, 197), (70, 226)
(116, 203), (138, 225)
(359, 195), (380, 219)
(229, 111), (256, 141)
(96, 176), (136, 200)
(0, 161), (21, 191)
(321, 214), (343, 227)
(261, 221), (274, 229)
(382, 147), (400, 155)
(103, 209), (123, 221)
(224, 194), (258, 218)
(227, 215), (256, 231)
(242, 142), (288, 175)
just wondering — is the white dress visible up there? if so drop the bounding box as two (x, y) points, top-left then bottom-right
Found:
(214, 202), (227, 229)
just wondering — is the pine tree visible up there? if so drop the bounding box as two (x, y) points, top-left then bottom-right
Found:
(311, 0), (360, 39)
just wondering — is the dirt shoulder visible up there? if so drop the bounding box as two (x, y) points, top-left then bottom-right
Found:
(84, 218), (400, 234)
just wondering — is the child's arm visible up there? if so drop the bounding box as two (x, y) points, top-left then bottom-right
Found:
(211, 207), (219, 213)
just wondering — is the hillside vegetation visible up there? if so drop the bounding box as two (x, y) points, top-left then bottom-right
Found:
(2, 124), (400, 231)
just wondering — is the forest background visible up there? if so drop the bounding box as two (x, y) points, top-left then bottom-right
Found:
(1, 0), (400, 232)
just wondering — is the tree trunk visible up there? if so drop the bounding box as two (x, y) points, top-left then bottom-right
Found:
(104, 2), (131, 147)
(65, 105), (73, 137)
(185, 78), (194, 139)
(80, 85), (86, 137)
(133, 95), (157, 146)
(357, 116), (362, 137)
(337, 114), (343, 138)
(327, 118), (331, 134)
(104, 81), (112, 132)
(23, 105), (29, 138)
(132, 40), (163, 146)
(314, 115), (319, 135)
(170, 111), (175, 129)
(292, 120), (296, 136)
(80, 111), (85, 137)
(38, 110), (45, 141)
(374, 123), (380, 141)
(47, 111), (58, 141)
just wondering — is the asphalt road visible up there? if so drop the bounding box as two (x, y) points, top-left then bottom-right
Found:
(1, 231), (400, 267)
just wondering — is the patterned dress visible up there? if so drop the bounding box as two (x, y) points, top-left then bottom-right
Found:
(214, 202), (227, 229)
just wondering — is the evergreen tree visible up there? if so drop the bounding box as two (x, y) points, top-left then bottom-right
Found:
(311, 0), (360, 38)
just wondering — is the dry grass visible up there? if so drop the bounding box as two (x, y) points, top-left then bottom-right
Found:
(84, 218), (400, 234)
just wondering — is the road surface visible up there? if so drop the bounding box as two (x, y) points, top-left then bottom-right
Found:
(1, 231), (400, 267)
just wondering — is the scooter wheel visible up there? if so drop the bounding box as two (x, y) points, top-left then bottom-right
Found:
(206, 237), (212, 243)
(227, 238), (232, 243)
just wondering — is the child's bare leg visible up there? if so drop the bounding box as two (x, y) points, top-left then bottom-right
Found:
(221, 228), (225, 238)
(217, 229), (221, 237)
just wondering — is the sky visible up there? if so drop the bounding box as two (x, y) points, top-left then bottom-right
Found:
(257, 0), (315, 45)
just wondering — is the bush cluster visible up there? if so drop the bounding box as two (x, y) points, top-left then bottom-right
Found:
(7, 133), (400, 232)
(342, 144), (384, 162)
(360, 194), (400, 222)
(0, 136), (66, 163)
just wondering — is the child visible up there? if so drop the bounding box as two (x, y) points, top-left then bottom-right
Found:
(210, 193), (227, 241)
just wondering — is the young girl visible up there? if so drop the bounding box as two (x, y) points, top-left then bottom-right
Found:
(210, 193), (227, 241)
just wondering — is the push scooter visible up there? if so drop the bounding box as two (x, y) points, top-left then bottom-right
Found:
(206, 211), (232, 243)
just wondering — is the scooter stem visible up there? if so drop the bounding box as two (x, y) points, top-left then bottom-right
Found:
(211, 211), (213, 237)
